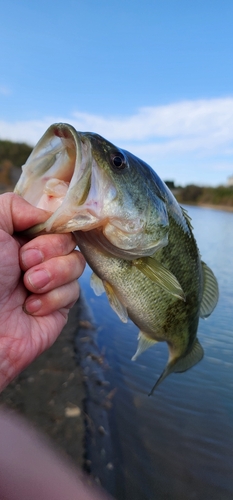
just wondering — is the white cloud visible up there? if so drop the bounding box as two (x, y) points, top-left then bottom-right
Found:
(0, 118), (57, 145)
(0, 85), (11, 96)
(72, 98), (233, 143)
(1, 97), (233, 149)
(1, 97), (233, 185)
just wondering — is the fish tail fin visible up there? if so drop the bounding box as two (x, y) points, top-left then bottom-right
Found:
(148, 338), (204, 396)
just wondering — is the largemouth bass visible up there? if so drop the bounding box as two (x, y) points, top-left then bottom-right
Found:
(14, 123), (219, 394)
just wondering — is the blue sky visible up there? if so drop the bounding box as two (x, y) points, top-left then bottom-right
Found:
(1, 0), (233, 186)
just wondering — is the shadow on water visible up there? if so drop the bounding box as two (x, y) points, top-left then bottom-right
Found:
(77, 275), (157, 499)
(78, 206), (233, 500)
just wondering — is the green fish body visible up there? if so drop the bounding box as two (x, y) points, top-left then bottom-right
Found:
(14, 123), (219, 392)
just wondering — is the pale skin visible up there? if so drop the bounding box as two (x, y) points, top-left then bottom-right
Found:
(0, 192), (86, 391)
(0, 410), (112, 500)
(0, 193), (113, 499)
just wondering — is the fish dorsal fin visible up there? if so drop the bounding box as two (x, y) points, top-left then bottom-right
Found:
(103, 280), (128, 323)
(180, 206), (194, 231)
(131, 331), (158, 361)
(132, 257), (185, 301)
(200, 261), (219, 318)
(149, 338), (204, 395)
(90, 272), (105, 296)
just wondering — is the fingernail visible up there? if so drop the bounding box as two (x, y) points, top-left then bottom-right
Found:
(24, 298), (42, 314)
(28, 269), (50, 289)
(21, 249), (43, 269)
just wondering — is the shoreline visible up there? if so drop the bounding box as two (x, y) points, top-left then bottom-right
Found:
(0, 299), (86, 468)
(0, 296), (114, 493)
(178, 201), (233, 212)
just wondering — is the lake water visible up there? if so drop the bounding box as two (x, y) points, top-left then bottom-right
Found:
(79, 206), (233, 500)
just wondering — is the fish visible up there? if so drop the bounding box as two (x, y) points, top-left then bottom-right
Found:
(14, 122), (219, 394)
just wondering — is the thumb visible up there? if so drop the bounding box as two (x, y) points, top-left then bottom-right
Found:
(0, 193), (52, 234)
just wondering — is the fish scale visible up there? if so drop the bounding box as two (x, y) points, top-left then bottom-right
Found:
(76, 230), (169, 336)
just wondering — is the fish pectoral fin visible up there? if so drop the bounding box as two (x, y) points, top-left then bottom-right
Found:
(103, 281), (128, 324)
(200, 261), (219, 318)
(90, 272), (105, 296)
(132, 257), (185, 301)
(131, 331), (158, 361)
(148, 338), (204, 396)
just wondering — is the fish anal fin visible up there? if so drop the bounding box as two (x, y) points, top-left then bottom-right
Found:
(132, 257), (185, 301)
(90, 272), (105, 296)
(131, 331), (158, 361)
(200, 261), (219, 318)
(103, 280), (128, 323)
(148, 338), (204, 396)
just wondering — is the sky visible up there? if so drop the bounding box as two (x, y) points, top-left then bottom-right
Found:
(1, 0), (233, 186)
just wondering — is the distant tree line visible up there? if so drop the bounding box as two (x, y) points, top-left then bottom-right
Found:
(0, 140), (32, 167)
(0, 140), (232, 207)
(175, 184), (233, 208)
(0, 139), (32, 191)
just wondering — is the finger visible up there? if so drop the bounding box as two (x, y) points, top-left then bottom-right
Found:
(23, 250), (85, 293)
(23, 280), (80, 316)
(20, 233), (83, 271)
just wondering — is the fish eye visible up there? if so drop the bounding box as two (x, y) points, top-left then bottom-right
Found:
(110, 152), (127, 171)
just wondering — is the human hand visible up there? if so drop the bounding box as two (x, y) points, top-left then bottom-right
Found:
(0, 193), (85, 391)
(0, 409), (112, 500)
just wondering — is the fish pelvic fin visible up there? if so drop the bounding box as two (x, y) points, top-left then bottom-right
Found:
(148, 338), (204, 396)
(90, 273), (128, 323)
(200, 261), (219, 318)
(90, 272), (105, 296)
(131, 331), (158, 361)
(132, 257), (185, 301)
(103, 280), (128, 323)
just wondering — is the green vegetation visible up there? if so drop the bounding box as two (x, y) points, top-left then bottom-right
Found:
(175, 184), (233, 208)
(0, 139), (33, 191)
(0, 140), (32, 167)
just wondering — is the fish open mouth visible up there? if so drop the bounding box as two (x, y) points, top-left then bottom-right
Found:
(14, 123), (117, 234)
(15, 123), (169, 257)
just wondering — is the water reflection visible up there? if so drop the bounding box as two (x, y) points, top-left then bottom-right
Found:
(79, 206), (233, 500)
